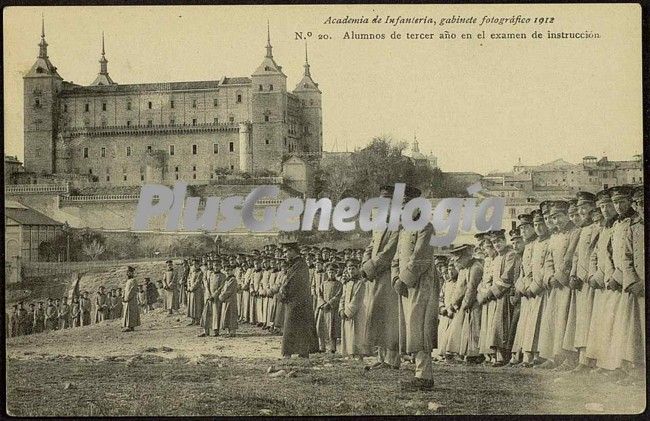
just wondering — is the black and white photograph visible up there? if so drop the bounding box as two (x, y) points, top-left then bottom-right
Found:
(3, 3), (645, 416)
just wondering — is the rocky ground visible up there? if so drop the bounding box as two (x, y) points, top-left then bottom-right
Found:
(6, 308), (646, 416)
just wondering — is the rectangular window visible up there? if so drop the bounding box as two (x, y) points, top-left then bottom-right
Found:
(148, 101), (153, 109)
(259, 84), (263, 91)
(127, 102), (132, 110)
(269, 84), (273, 91)
(63, 104), (68, 112)
(229, 117), (234, 123)
(175, 166), (179, 172)
(106, 175), (110, 182)
(265, 138), (270, 145)
(192, 145), (197, 155)
(213, 117), (218, 124)
(192, 118), (197, 126)
(170, 100), (175, 109)
(101, 147), (106, 158)
(126, 146), (131, 157)
(213, 98), (218, 107)
(175, 174), (179, 180)
(85, 103), (90, 112)
(229, 142), (234, 153)
(147, 120), (153, 126)
(192, 99), (197, 108)
(102, 103), (107, 111)
(126, 120), (131, 126)
(141, 174), (145, 181)
(101, 121), (107, 127)
(83, 147), (89, 158)
(192, 174), (196, 180)
(170, 118), (175, 125)
(88, 168), (93, 175)
(147, 146), (152, 152)
(236, 94), (242, 103)
(123, 175), (127, 181)
(169, 145), (175, 156)
(264, 115), (269, 122)
(213, 144), (218, 154)
(192, 165), (196, 171)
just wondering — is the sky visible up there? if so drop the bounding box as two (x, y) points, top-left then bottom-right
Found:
(3, 4), (643, 174)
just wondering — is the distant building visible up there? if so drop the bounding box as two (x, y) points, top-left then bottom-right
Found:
(4, 155), (24, 183)
(405, 135), (438, 169)
(5, 200), (63, 262)
(22, 20), (322, 185)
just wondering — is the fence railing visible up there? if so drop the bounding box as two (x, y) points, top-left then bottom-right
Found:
(61, 194), (141, 203)
(20, 256), (184, 277)
(5, 183), (70, 195)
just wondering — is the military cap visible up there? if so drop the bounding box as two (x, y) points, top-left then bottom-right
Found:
(487, 229), (506, 239)
(434, 255), (449, 265)
(549, 200), (569, 216)
(165, 259), (173, 264)
(450, 244), (473, 255)
(539, 200), (553, 215)
(595, 189), (612, 205)
(567, 199), (579, 215)
(29, 303), (35, 307)
(127, 265), (135, 271)
(509, 227), (522, 240)
(632, 185), (644, 202)
(474, 232), (490, 245)
(324, 262), (339, 270)
(404, 185), (422, 199)
(12, 304), (18, 308)
(517, 213), (533, 226)
(608, 185), (633, 200)
(38, 301), (44, 304)
(576, 191), (596, 206)
(531, 209), (544, 222)
(346, 257), (361, 264)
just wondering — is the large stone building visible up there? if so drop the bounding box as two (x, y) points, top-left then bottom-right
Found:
(23, 22), (322, 185)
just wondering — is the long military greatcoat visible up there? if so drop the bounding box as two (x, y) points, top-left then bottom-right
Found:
(458, 259), (484, 357)
(219, 275), (239, 332)
(339, 277), (368, 356)
(280, 256), (319, 356)
(122, 276), (141, 329)
(391, 222), (438, 355)
(362, 226), (400, 354)
(187, 268), (205, 320)
(163, 268), (179, 311)
(201, 271), (223, 333)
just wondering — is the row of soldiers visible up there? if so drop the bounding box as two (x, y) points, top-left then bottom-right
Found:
(437, 185), (644, 385)
(7, 291), (106, 336)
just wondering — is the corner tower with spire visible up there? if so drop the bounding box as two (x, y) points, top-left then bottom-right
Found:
(249, 20), (289, 172)
(91, 32), (116, 86)
(23, 15), (64, 174)
(292, 42), (322, 155)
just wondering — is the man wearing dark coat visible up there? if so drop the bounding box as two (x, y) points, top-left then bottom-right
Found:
(279, 240), (319, 358)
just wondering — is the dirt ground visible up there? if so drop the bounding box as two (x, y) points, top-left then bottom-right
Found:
(5, 308), (645, 416)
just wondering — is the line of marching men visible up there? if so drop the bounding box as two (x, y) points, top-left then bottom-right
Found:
(437, 185), (644, 385)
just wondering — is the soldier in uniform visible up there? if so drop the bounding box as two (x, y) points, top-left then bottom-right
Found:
(485, 229), (519, 367)
(391, 186), (438, 391)
(584, 189), (617, 369)
(361, 185), (401, 370)
(476, 233), (497, 364)
(511, 214), (537, 365)
(58, 297), (71, 329)
(162, 260), (178, 315)
(507, 227), (524, 365)
(339, 257), (368, 359)
(568, 191), (599, 373)
(315, 262), (343, 353)
(80, 291), (92, 326)
(186, 259), (204, 326)
(598, 186), (638, 378)
(33, 301), (45, 334)
(220, 259), (240, 337)
(454, 244), (484, 363)
(121, 265), (140, 332)
(199, 260), (224, 337)
(611, 185), (644, 384)
(44, 298), (58, 331)
(545, 201), (580, 371)
(523, 210), (550, 367)
(279, 239), (319, 359)
(94, 286), (109, 323)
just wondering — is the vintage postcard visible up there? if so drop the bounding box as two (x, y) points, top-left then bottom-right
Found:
(4, 3), (644, 416)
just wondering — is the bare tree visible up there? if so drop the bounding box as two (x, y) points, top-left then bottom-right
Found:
(81, 239), (106, 261)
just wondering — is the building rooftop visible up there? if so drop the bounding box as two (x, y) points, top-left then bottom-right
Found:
(5, 206), (63, 226)
(60, 78), (252, 96)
